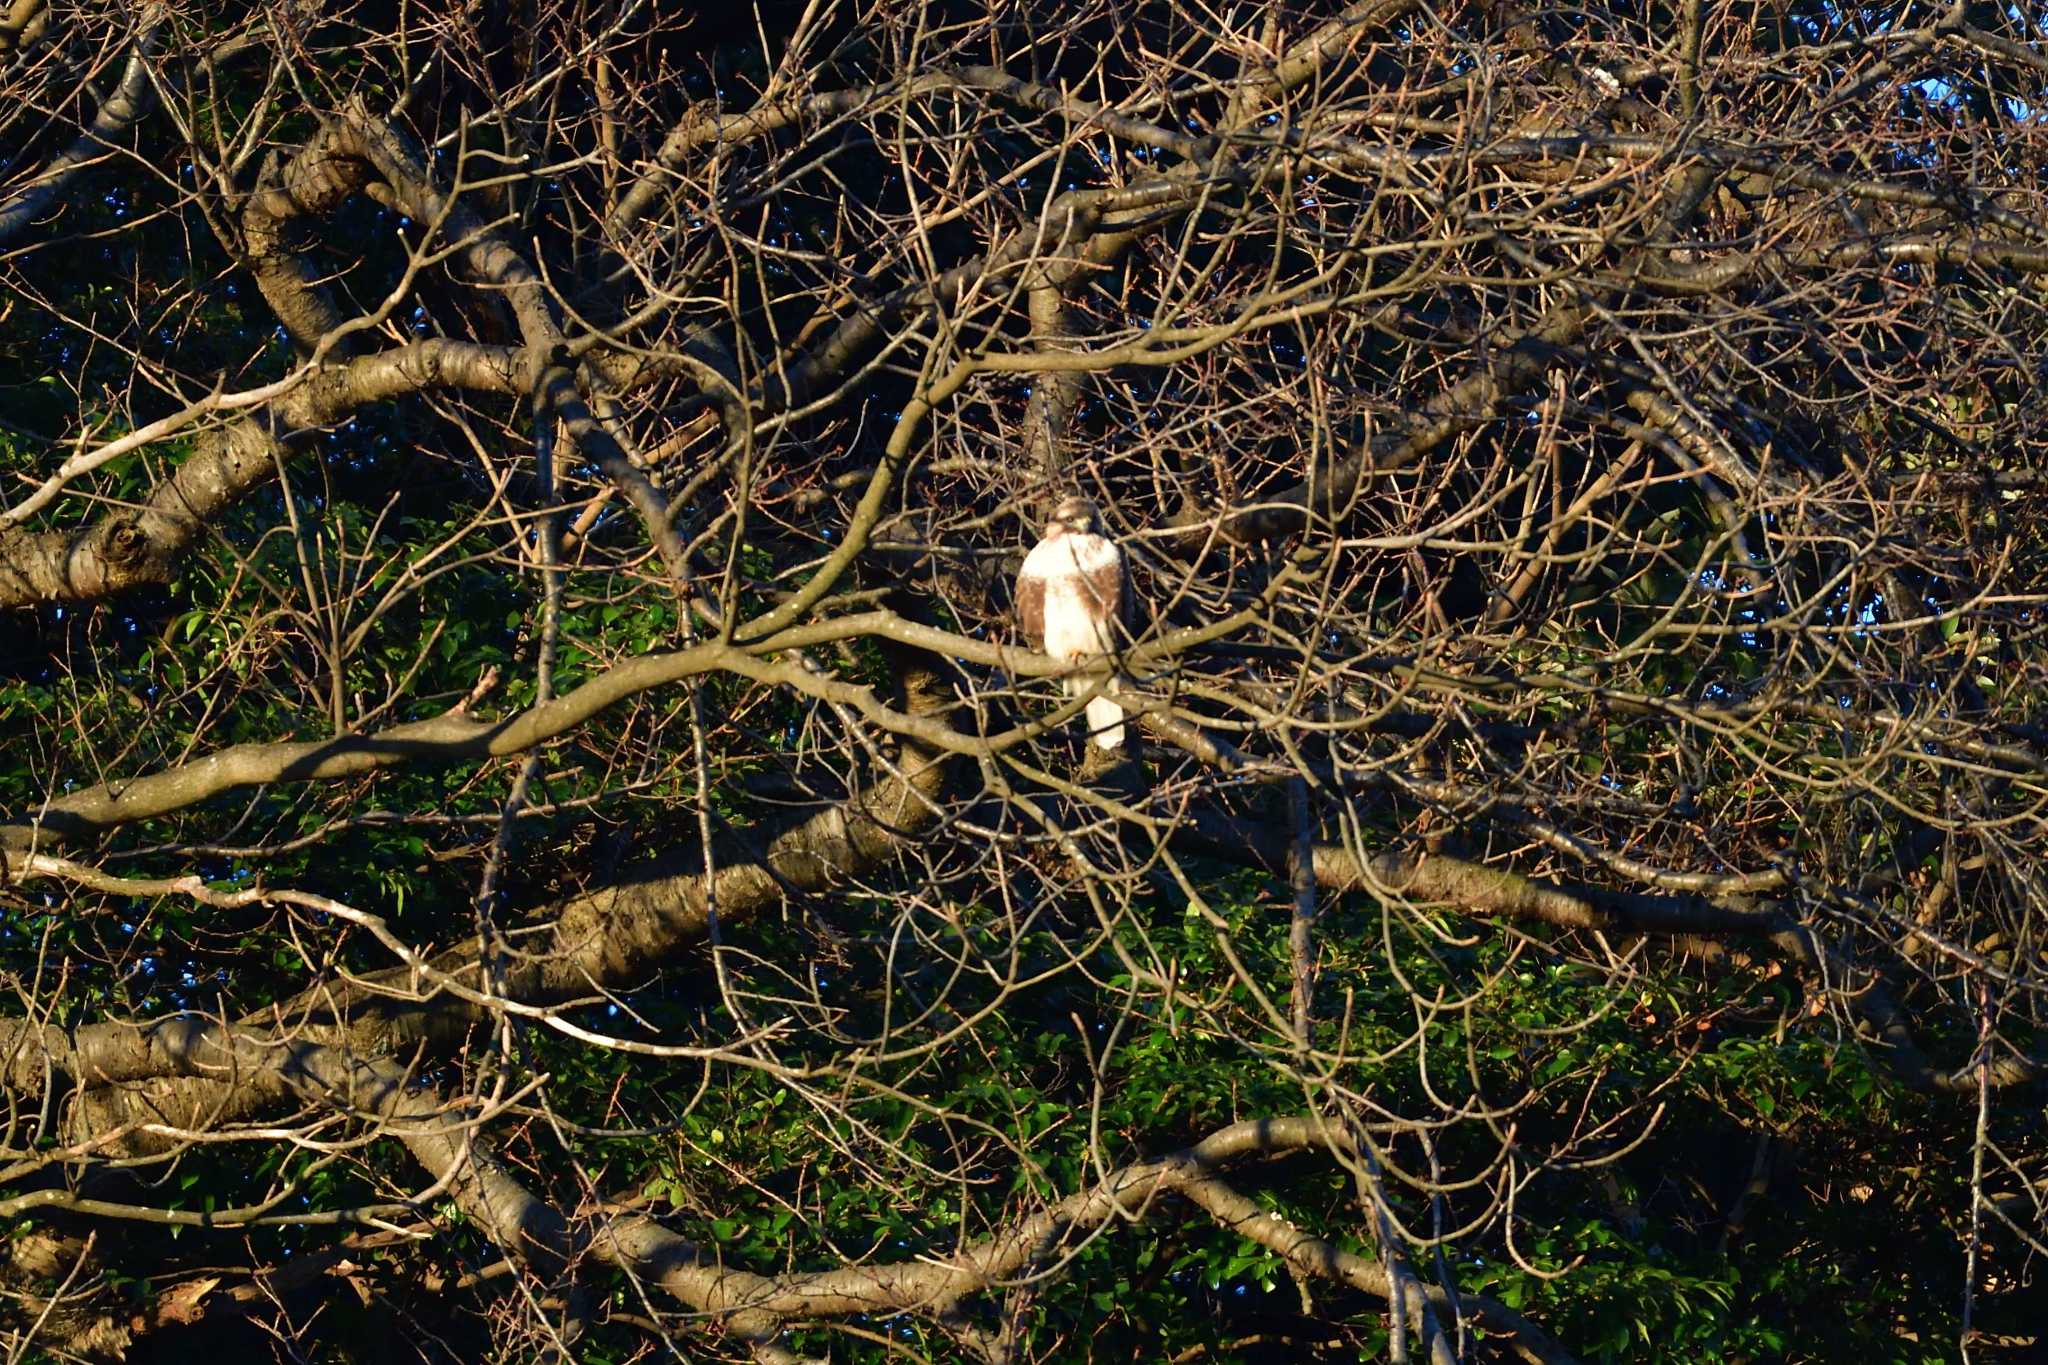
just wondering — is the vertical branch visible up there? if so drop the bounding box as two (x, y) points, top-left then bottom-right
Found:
(1021, 280), (1082, 483)
(1676, 0), (1705, 121)
(1425, 1136), (1467, 1360)
(1349, 1109), (1460, 1365)
(1222, 4), (1287, 130)
(476, 368), (567, 1004)
(1287, 775), (1317, 1040)
(1960, 978), (1994, 1361)
(1369, 1138), (1412, 1365)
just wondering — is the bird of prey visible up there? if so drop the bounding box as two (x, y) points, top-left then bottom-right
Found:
(1016, 495), (1129, 749)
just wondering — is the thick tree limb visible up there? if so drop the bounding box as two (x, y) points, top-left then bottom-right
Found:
(0, 339), (519, 608)
(0, 14), (160, 246)
(1180, 808), (2044, 1093)
(0, 607), (1233, 849)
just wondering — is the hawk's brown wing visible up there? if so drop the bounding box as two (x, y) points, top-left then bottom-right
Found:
(1016, 568), (1048, 651)
(1080, 547), (1127, 650)
(1117, 552), (1134, 644)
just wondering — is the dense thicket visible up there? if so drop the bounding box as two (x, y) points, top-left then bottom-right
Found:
(0, 1), (2044, 1361)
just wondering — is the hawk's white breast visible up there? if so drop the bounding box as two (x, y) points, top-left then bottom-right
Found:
(1020, 532), (1121, 663)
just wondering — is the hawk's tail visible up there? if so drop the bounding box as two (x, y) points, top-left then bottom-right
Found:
(1085, 694), (1125, 750)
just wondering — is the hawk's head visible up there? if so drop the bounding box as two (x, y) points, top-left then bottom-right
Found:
(1045, 495), (1103, 538)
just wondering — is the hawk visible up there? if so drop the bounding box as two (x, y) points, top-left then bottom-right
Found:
(1017, 495), (1130, 749)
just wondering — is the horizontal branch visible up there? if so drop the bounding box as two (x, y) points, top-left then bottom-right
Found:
(2, 602), (1261, 849)
(1179, 809), (2041, 1094)
(591, 1114), (1573, 1362)
(0, 339), (520, 609)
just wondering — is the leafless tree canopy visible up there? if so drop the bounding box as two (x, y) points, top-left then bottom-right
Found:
(0, 0), (2044, 1359)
